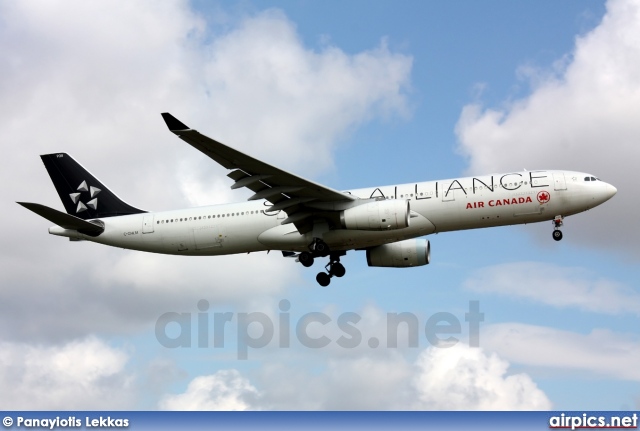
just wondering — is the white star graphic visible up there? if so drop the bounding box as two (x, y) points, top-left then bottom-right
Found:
(70, 180), (101, 213)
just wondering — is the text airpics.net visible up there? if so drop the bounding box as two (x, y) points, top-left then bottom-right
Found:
(549, 413), (638, 430)
(155, 300), (484, 359)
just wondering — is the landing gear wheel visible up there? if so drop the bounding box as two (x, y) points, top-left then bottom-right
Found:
(552, 230), (563, 241)
(316, 272), (331, 287)
(314, 240), (329, 257)
(299, 252), (314, 267)
(330, 262), (346, 278)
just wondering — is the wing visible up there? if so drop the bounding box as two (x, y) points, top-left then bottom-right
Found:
(161, 113), (357, 233)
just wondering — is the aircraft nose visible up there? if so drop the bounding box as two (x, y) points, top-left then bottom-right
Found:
(604, 183), (617, 200)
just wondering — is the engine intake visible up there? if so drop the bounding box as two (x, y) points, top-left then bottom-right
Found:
(340, 199), (409, 231)
(366, 239), (430, 268)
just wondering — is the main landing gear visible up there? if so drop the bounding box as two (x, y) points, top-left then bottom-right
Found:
(297, 239), (346, 286)
(552, 216), (564, 241)
(297, 238), (328, 268)
(315, 254), (346, 287)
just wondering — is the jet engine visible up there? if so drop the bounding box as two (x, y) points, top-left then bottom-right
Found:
(340, 200), (409, 231)
(366, 239), (430, 268)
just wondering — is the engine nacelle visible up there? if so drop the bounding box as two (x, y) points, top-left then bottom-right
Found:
(366, 239), (430, 268)
(340, 200), (410, 231)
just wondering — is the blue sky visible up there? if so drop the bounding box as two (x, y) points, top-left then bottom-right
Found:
(1, 0), (639, 411)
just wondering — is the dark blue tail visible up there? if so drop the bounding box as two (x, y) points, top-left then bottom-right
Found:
(40, 153), (145, 219)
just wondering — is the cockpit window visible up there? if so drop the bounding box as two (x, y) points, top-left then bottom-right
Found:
(591, 176), (597, 181)
(584, 177), (591, 181)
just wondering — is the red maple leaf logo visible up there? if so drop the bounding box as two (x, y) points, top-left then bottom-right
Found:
(537, 191), (550, 204)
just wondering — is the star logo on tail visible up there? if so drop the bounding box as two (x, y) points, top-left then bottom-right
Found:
(69, 180), (101, 213)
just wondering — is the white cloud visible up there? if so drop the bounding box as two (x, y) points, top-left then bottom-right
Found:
(484, 323), (640, 381)
(92, 251), (296, 299)
(455, 0), (640, 253)
(411, 343), (551, 410)
(158, 369), (260, 410)
(193, 10), (412, 179)
(464, 261), (640, 315)
(0, 1), (412, 341)
(0, 337), (133, 409)
(172, 344), (549, 410)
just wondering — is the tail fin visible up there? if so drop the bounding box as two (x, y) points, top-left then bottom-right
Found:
(40, 153), (146, 219)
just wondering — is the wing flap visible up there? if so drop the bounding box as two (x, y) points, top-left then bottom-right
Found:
(230, 174), (272, 190)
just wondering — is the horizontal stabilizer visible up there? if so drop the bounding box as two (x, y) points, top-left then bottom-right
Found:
(17, 202), (104, 236)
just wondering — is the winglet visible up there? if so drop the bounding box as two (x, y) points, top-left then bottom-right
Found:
(161, 113), (190, 131)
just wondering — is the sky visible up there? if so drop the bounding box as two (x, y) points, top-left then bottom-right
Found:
(1, 0), (639, 411)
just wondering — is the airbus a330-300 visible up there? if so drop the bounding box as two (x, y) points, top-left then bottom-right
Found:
(19, 113), (617, 286)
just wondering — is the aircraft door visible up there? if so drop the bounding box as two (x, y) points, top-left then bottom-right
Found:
(553, 173), (567, 191)
(142, 214), (155, 233)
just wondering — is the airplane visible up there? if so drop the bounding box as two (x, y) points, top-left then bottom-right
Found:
(18, 113), (617, 286)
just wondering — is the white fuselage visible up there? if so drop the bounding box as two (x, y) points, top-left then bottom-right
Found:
(54, 170), (616, 256)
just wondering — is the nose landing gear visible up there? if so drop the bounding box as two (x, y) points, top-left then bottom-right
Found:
(552, 216), (564, 241)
